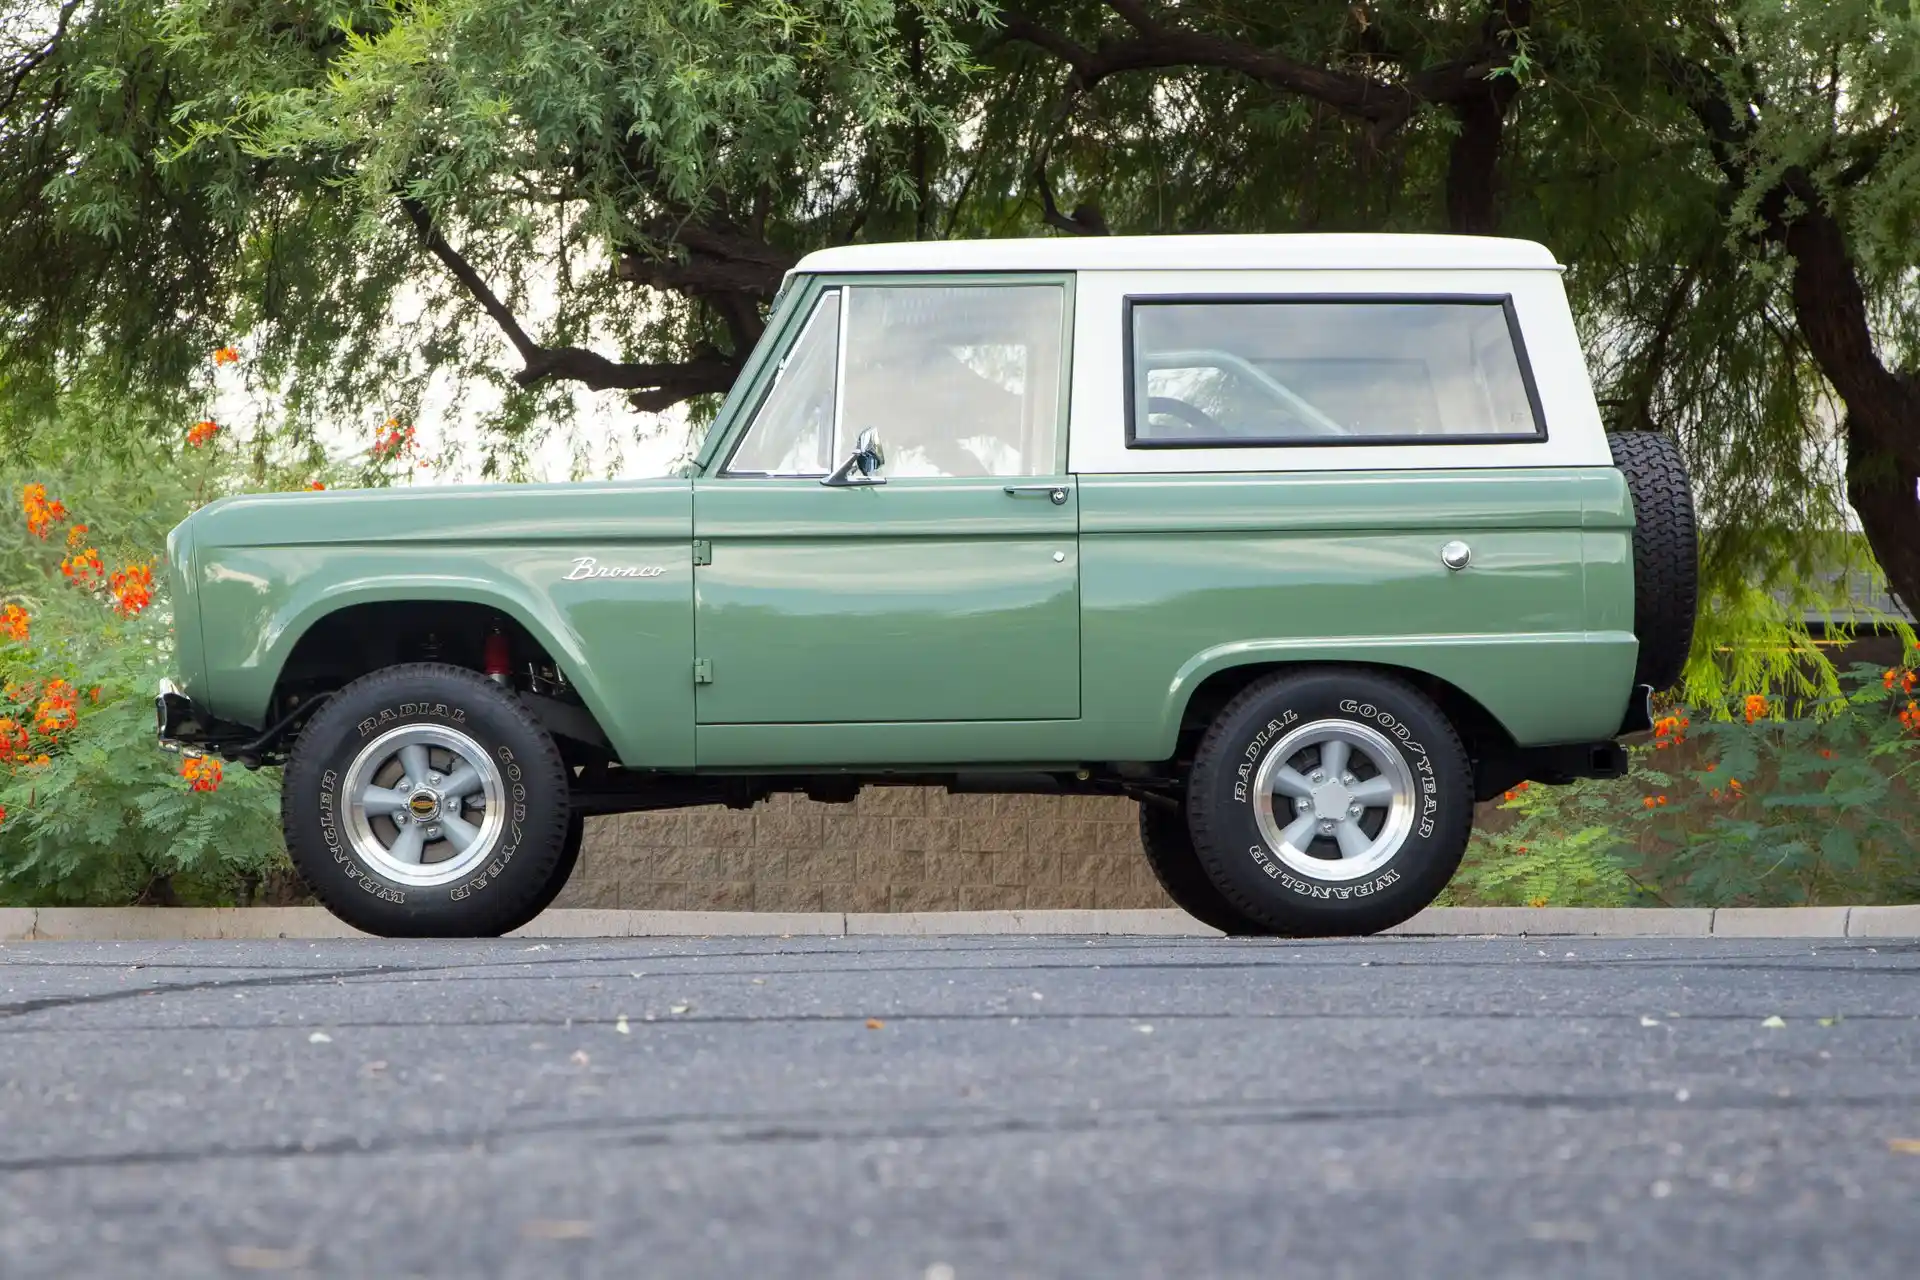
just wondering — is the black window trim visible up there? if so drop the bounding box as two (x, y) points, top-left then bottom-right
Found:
(1121, 292), (1551, 450)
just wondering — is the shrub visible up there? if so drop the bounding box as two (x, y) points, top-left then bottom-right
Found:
(1446, 661), (1920, 908)
(0, 470), (289, 905)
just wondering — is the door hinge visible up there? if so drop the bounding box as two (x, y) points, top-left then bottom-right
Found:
(693, 658), (713, 685)
(692, 539), (712, 566)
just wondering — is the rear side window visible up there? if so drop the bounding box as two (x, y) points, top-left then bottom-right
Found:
(1126, 296), (1546, 447)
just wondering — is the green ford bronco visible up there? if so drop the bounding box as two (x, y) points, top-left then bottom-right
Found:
(156, 234), (1697, 938)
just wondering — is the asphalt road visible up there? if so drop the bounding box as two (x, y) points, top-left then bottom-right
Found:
(0, 936), (1917, 1279)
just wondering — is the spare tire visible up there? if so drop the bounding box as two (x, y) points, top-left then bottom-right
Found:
(1608, 431), (1698, 691)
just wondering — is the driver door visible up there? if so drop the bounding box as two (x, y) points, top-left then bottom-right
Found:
(691, 277), (1080, 729)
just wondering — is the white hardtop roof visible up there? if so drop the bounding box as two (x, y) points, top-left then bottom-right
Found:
(792, 233), (1559, 277)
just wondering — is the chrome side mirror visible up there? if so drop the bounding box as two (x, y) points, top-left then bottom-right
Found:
(822, 427), (886, 487)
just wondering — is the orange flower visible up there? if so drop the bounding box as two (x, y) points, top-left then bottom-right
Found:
(1515, 845), (1529, 854)
(1728, 778), (1743, 791)
(1, 603), (26, 644)
(1905, 671), (1918, 695)
(1656, 795), (1669, 806)
(1819, 748), (1834, 759)
(1703, 764), (1715, 773)
(0, 804), (6, 828)
(187, 419), (220, 448)
(1527, 896), (1549, 908)
(1742, 694), (1769, 724)
(108, 564), (154, 617)
(307, 481), (325, 491)
(22, 483), (66, 538)
(1653, 715), (1680, 738)
(182, 755), (223, 793)
(1889, 669), (1902, 690)
(60, 547), (104, 582)
(1642, 796), (1656, 809)
(66, 523), (88, 547)
(212, 345), (240, 366)
(0, 717), (26, 763)
(33, 679), (78, 737)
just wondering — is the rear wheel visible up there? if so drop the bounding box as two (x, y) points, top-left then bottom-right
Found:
(281, 663), (572, 937)
(1186, 668), (1473, 936)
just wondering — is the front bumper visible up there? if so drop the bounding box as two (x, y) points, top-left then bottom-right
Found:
(155, 679), (250, 754)
(155, 679), (193, 752)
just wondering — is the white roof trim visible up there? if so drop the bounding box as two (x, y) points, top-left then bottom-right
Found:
(792, 233), (1561, 277)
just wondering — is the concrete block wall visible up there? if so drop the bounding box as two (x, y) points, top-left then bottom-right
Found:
(552, 788), (1175, 912)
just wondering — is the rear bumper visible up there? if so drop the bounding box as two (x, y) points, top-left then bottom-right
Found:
(1616, 683), (1655, 737)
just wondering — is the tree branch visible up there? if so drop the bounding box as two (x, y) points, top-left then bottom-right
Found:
(400, 197), (744, 410)
(400, 197), (544, 367)
(1, 0), (80, 116)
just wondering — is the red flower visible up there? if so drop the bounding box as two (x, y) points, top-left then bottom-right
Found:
(212, 346), (240, 366)
(187, 420), (220, 448)
(182, 755), (223, 793)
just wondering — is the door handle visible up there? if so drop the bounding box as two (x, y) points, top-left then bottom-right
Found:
(1005, 485), (1070, 505)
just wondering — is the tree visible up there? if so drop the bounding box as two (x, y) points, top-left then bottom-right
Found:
(0, 0), (977, 459)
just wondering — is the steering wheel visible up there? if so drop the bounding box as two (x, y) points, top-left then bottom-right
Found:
(1145, 395), (1221, 436)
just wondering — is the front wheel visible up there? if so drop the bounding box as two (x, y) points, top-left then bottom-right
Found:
(1186, 668), (1473, 936)
(281, 663), (573, 937)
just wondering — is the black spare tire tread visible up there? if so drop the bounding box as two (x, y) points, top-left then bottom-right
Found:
(281, 663), (572, 938)
(1608, 431), (1699, 692)
(1186, 668), (1473, 937)
(1137, 803), (1266, 935)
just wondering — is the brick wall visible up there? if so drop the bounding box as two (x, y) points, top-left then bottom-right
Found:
(551, 788), (1175, 912)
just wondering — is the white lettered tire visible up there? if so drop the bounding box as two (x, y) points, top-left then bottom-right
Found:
(1186, 668), (1473, 936)
(281, 663), (573, 937)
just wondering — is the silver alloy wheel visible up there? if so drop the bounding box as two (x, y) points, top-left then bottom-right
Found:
(341, 724), (506, 888)
(1251, 718), (1417, 882)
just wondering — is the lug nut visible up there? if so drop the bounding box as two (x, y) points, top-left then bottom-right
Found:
(394, 813), (409, 826)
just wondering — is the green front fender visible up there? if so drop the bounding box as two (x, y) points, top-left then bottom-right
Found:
(197, 550), (694, 767)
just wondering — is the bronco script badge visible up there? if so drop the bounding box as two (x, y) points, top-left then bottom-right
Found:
(565, 556), (665, 581)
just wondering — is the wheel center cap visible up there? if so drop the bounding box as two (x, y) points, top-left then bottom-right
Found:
(1310, 780), (1354, 821)
(407, 790), (441, 823)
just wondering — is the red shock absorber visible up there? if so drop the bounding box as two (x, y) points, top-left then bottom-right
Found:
(483, 627), (511, 684)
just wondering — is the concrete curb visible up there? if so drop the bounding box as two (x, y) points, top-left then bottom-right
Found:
(3, 904), (1918, 942)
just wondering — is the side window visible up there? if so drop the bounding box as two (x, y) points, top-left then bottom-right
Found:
(841, 284), (1065, 478)
(1129, 298), (1544, 446)
(725, 290), (841, 476)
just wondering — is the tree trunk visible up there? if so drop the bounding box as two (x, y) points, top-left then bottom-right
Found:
(1845, 419), (1920, 621)
(1784, 207), (1920, 616)
(1445, 87), (1512, 235)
